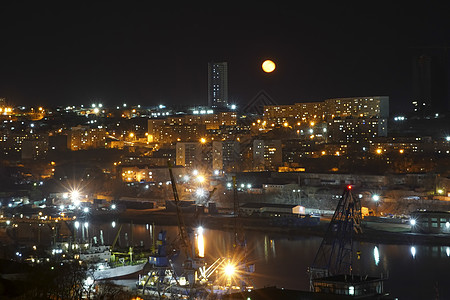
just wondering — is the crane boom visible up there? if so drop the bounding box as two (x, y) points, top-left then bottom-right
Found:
(167, 161), (193, 258)
(111, 224), (123, 250)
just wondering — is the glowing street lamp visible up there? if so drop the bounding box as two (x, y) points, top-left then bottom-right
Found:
(70, 190), (81, 206)
(224, 262), (236, 278)
(196, 188), (205, 197)
(372, 194), (380, 215)
(197, 175), (205, 183)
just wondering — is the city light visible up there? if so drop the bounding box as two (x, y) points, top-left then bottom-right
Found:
(224, 262), (236, 277)
(70, 190), (81, 206)
(410, 219), (416, 226)
(197, 175), (205, 183)
(196, 188), (205, 197)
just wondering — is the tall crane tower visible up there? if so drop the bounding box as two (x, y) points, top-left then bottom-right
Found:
(309, 185), (363, 289)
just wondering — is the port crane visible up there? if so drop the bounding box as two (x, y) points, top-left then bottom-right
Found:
(167, 161), (193, 260)
(309, 185), (363, 289)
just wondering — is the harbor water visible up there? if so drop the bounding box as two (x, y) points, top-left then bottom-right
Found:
(86, 222), (450, 299)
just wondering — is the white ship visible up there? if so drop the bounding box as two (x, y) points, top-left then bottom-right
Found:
(78, 244), (147, 280)
(91, 260), (147, 280)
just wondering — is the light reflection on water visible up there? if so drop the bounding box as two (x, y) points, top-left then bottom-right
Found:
(86, 222), (450, 300)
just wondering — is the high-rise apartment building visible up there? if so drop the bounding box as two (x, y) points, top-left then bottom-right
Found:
(412, 53), (448, 114)
(323, 96), (389, 119)
(208, 62), (228, 108)
(263, 96), (388, 125)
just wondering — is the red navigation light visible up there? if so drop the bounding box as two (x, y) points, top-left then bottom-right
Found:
(347, 185), (352, 190)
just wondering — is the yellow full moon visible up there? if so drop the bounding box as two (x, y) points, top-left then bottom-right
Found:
(262, 60), (276, 73)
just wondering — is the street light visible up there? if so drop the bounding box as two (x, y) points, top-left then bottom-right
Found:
(71, 190), (81, 206)
(197, 175), (205, 183)
(196, 188), (205, 197)
(372, 194), (380, 216)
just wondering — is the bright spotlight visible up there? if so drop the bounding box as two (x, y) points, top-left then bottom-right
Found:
(224, 263), (236, 277)
(410, 219), (416, 226)
(70, 190), (81, 206)
(197, 175), (205, 183)
(372, 194), (380, 202)
(196, 188), (205, 197)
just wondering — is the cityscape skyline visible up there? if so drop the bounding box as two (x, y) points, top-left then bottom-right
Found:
(0, 3), (449, 113)
(1, 3), (450, 299)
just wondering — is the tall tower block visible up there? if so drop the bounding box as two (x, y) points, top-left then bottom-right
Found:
(208, 62), (228, 108)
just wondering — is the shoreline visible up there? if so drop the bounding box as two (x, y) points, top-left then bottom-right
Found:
(94, 209), (450, 246)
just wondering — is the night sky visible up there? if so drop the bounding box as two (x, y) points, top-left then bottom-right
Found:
(0, 2), (449, 112)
